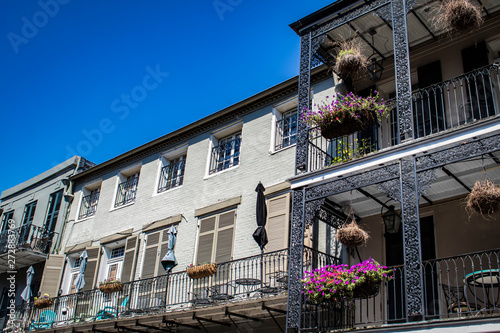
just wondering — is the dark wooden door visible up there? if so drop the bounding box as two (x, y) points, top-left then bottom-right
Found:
(386, 215), (437, 321)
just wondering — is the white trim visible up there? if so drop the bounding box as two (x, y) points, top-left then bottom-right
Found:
(292, 122), (500, 189)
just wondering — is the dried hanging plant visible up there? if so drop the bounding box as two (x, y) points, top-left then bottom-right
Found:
(336, 219), (370, 248)
(465, 179), (500, 217)
(333, 38), (367, 78)
(440, 0), (483, 32)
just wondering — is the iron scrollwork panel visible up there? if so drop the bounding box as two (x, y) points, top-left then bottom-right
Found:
(287, 189), (306, 332)
(296, 31), (312, 173)
(392, 0), (414, 141)
(400, 158), (424, 317)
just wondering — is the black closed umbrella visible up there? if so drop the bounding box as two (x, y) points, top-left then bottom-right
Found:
(253, 182), (267, 250)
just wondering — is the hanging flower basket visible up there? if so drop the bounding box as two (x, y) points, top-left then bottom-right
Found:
(320, 109), (375, 139)
(34, 297), (53, 309)
(99, 280), (123, 294)
(441, 0), (483, 32)
(466, 179), (500, 216)
(353, 280), (381, 299)
(302, 92), (390, 140)
(187, 263), (217, 279)
(333, 39), (367, 78)
(336, 220), (370, 248)
(302, 258), (392, 304)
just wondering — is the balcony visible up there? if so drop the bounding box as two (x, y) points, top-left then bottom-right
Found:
(0, 224), (59, 273)
(18, 248), (500, 331)
(307, 62), (500, 173)
(78, 191), (100, 220)
(23, 248), (337, 331)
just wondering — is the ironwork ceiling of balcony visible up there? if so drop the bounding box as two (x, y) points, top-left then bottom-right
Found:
(304, 144), (500, 220)
(308, 0), (500, 72)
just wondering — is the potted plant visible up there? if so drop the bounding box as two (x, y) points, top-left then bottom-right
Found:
(440, 0), (483, 32)
(302, 91), (391, 139)
(336, 219), (370, 248)
(334, 39), (367, 78)
(186, 262), (217, 279)
(34, 294), (53, 309)
(466, 179), (500, 217)
(302, 258), (392, 304)
(99, 278), (123, 294)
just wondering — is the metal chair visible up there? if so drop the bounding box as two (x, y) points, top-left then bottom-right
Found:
(441, 284), (477, 314)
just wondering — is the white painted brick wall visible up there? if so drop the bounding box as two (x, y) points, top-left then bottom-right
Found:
(62, 79), (335, 281)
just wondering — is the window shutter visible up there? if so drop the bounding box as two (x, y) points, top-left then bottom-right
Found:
(156, 228), (171, 276)
(196, 216), (216, 264)
(215, 211), (235, 263)
(39, 254), (65, 296)
(142, 231), (161, 279)
(82, 246), (101, 291)
(121, 235), (138, 283)
(265, 193), (291, 253)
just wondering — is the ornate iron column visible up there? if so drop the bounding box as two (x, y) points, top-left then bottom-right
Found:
(399, 157), (425, 320)
(295, 30), (312, 174)
(392, 0), (415, 142)
(286, 189), (306, 332)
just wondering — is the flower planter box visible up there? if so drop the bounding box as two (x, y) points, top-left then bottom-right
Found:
(34, 298), (53, 309)
(187, 263), (217, 279)
(99, 282), (123, 294)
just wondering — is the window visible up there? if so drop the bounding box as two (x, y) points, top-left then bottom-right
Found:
(275, 109), (298, 150)
(45, 190), (63, 232)
(68, 257), (81, 294)
(158, 155), (186, 193)
(22, 201), (37, 225)
(1, 211), (14, 233)
(79, 188), (100, 219)
(103, 245), (125, 283)
(209, 133), (241, 174)
(110, 246), (125, 259)
(115, 172), (140, 208)
(196, 209), (235, 264)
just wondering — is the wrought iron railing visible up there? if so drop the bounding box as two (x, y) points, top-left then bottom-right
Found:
(25, 248), (340, 330)
(302, 248), (500, 331)
(78, 190), (100, 219)
(157, 160), (185, 193)
(209, 136), (241, 174)
(114, 176), (139, 208)
(0, 224), (59, 255)
(307, 62), (500, 173)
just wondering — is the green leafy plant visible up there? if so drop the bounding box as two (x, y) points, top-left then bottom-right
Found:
(99, 278), (121, 286)
(302, 258), (392, 304)
(331, 138), (375, 164)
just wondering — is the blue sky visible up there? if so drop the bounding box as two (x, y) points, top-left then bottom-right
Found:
(0, 0), (334, 193)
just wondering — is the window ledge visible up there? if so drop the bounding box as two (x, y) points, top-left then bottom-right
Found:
(270, 143), (296, 155)
(111, 201), (136, 212)
(153, 185), (183, 197)
(204, 165), (240, 180)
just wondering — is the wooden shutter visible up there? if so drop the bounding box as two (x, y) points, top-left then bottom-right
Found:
(82, 246), (101, 291)
(215, 211), (235, 263)
(39, 254), (65, 296)
(121, 235), (138, 283)
(142, 231), (161, 279)
(265, 193), (290, 253)
(196, 216), (216, 264)
(156, 228), (171, 275)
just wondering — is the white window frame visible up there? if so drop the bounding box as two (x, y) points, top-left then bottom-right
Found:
(271, 97), (298, 153)
(206, 122), (243, 177)
(112, 165), (141, 210)
(156, 145), (188, 195)
(77, 180), (102, 221)
(98, 243), (125, 284)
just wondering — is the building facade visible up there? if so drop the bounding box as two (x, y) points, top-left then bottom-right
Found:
(0, 156), (94, 329)
(12, 0), (500, 332)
